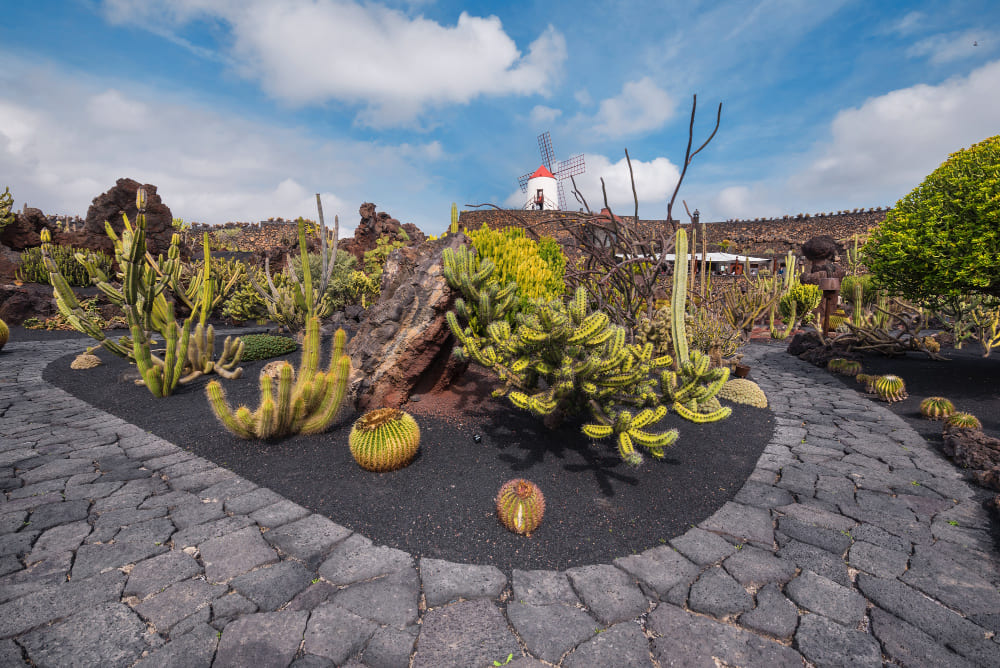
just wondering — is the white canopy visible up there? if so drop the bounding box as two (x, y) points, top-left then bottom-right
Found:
(661, 252), (773, 264)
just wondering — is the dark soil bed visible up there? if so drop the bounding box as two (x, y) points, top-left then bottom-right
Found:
(39, 330), (775, 574)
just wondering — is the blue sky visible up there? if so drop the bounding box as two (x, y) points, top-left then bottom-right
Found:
(1, 1), (998, 237)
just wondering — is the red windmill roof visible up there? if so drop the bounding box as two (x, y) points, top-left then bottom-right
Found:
(530, 165), (555, 179)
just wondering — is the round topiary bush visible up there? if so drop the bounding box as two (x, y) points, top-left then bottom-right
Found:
(496, 479), (545, 536)
(239, 334), (298, 361)
(349, 408), (421, 472)
(863, 135), (1000, 306)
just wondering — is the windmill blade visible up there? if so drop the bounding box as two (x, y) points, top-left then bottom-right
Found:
(538, 131), (555, 171)
(556, 154), (586, 178)
(557, 181), (568, 211)
(517, 173), (532, 193)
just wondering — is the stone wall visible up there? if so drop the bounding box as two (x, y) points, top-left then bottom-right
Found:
(457, 208), (887, 259)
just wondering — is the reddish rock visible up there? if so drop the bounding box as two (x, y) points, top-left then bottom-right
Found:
(78, 178), (175, 256)
(340, 202), (425, 263)
(0, 207), (48, 252)
(0, 283), (58, 325)
(346, 234), (467, 411)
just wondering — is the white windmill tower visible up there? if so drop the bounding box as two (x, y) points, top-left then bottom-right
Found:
(517, 131), (585, 211)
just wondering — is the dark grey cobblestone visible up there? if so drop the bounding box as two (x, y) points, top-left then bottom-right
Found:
(2, 339), (998, 666)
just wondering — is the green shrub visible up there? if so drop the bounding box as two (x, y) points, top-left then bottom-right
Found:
(840, 274), (877, 307)
(17, 245), (114, 287)
(239, 334), (298, 361)
(863, 135), (1000, 306)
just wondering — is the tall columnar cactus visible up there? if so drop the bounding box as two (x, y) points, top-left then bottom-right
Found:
(349, 408), (421, 471)
(206, 317), (351, 439)
(671, 228), (690, 365)
(183, 233), (243, 381)
(496, 479), (545, 536)
(250, 196), (339, 330)
(450, 202), (459, 234)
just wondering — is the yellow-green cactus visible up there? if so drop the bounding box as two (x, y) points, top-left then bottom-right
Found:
(873, 374), (907, 403)
(496, 479), (545, 536)
(349, 408), (421, 472)
(919, 396), (955, 420)
(0, 317), (8, 350)
(717, 378), (768, 409)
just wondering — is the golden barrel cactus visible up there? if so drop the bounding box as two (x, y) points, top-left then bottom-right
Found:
(496, 479), (545, 536)
(349, 408), (421, 472)
(919, 397), (955, 420)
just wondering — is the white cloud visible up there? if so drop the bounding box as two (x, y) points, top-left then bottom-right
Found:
(529, 105), (562, 126)
(592, 77), (675, 138)
(790, 58), (1000, 203)
(907, 29), (997, 64)
(574, 89), (592, 106)
(504, 152), (681, 215)
(0, 54), (444, 231)
(100, 0), (567, 127)
(887, 10), (925, 36)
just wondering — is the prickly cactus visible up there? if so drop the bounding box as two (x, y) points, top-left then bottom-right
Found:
(873, 374), (907, 403)
(945, 412), (982, 431)
(827, 358), (862, 377)
(856, 373), (876, 394)
(349, 408), (421, 472)
(717, 378), (768, 409)
(0, 317), (7, 351)
(496, 479), (545, 536)
(919, 396), (955, 420)
(70, 353), (102, 369)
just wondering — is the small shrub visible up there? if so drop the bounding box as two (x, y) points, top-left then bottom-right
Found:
(239, 334), (298, 361)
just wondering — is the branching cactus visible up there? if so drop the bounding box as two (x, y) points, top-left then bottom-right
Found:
(206, 317), (351, 439)
(442, 244), (517, 344)
(250, 195), (339, 330)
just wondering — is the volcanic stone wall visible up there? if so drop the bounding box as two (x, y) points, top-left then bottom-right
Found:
(457, 208), (887, 258)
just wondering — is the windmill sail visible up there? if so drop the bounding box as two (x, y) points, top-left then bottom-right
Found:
(517, 131), (586, 210)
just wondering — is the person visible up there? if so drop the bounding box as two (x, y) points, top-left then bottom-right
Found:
(535, 190), (545, 210)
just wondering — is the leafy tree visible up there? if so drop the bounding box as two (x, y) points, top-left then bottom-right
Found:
(863, 135), (1000, 306)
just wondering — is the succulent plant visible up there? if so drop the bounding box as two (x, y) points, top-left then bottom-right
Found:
(873, 374), (907, 403)
(827, 358), (862, 377)
(717, 378), (768, 409)
(945, 412), (982, 431)
(0, 317), (7, 351)
(240, 334), (299, 361)
(70, 353), (102, 369)
(349, 408), (421, 472)
(496, 479), (545, 536)
(260, 359), (295, 383)
(919, 396), (955, 420)
(855, 373), (877, 394)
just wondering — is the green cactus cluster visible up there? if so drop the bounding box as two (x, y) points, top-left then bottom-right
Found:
(206, 317), (351, 439)
(17, 245), (114, 287)
(467, 224), (565, 308)
(349, 408), (421, 472)
(855, 373), (877, 394)
(240, 334), (299, 361)
(827, 358), (863, 376)
(919, 396), (955, 420)
(496, 479), (545, 536)
(945, 412), (982, 431)
(445, 227), (730, 466)
(779, 282), (822, 324)
(717, 379), (768, 409)
(873, 374), (907, 403)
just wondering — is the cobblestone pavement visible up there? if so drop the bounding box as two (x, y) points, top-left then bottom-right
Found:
(1, 338), (999, 667)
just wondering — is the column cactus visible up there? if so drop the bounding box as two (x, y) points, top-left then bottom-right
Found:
(206, 317), (351, 439)
(183, 232), (244, 381)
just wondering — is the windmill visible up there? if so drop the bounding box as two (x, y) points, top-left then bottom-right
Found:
(517, 131), (585, 211)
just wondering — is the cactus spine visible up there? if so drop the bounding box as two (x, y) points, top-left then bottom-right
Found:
(919, 397), (955, 420)
(349, 408), (421, 472)
(496, 479), (545, 536)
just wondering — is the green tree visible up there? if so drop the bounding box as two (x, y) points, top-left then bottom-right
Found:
(863, 135), (1000, 306)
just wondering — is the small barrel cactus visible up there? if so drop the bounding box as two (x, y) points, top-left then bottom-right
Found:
(873, 375), (907, 403)
(717, 378), (768, 409)
(827, 358), (862, 377)
(349, 408), (421, 472)
(0, 317), (7, 351)
(855, 373), (876, 394)
(496, 479), (545, 536)
(919, 396), (955, 420)
(945, 412), (982, 431)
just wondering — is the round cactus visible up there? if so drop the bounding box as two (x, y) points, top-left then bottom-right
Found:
(873, 375), (907, 403)
(0, 317), (7, 351)
(70, 353), (102, 369)
(827, 358), (862, 377)
(919, 396), (955, 420)
(717, 378), (768, 409)
(945, 412), (982, 431)
(496, 479), (545, 536)
(349, 408), (421, 472)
